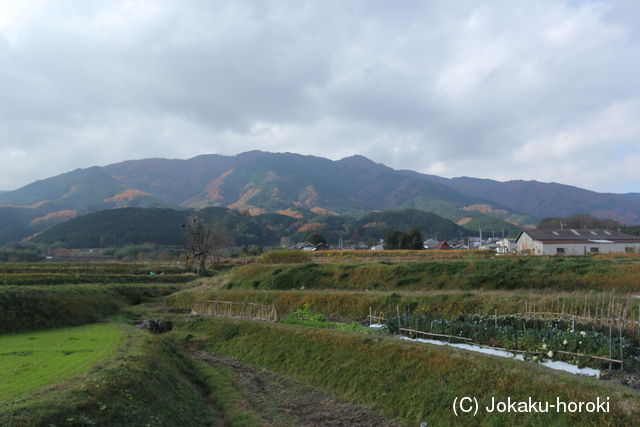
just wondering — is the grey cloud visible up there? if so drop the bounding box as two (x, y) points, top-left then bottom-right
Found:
(0, 0), (638, 193)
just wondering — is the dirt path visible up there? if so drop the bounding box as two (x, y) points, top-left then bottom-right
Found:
(193, 351), (396, 426)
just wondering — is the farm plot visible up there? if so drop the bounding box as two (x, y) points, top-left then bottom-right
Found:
(0, 323), (124, 402)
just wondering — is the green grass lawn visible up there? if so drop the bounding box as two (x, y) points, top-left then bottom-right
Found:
(0, 323), (124, 403)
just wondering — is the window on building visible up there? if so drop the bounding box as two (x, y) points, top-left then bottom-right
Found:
(556, 248), (565, 254)
(626, 247), (636, 254)
(590, 247), (599, 253)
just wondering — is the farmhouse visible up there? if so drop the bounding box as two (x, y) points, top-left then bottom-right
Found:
(515, 229), (640, 255)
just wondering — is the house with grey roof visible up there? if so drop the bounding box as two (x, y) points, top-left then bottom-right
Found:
(515, 229), (640, 255)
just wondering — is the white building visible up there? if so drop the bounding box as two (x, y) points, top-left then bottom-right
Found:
(515, 229), (640, 255)
(496, 238), (516, 255)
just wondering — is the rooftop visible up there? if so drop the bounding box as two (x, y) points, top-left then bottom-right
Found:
(518, 228), (640, 243)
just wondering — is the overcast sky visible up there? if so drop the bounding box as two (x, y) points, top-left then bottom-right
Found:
(1, 1), (639, 193)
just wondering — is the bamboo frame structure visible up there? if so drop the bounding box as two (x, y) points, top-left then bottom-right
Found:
(191, 300), (279, 322)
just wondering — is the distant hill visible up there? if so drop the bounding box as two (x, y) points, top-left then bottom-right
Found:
(31, 207), (469, 249)
(2, 151), (639, 246)
(537, 213), (622, 230)
(621, 193), (640, 204)
(420, 176), (640, 225)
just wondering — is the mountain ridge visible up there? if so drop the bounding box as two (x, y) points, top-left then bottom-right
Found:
(1, 151), (638, 246)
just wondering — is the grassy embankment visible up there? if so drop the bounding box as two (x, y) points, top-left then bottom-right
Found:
(0, 262), (200, 333)
(170, 256), (640, 322)
(180, 316), (640, 425)
(227, 256), (640, 292)
(0, 262), (190, 273)
(0, 283), (191, 333)
(0, 262), (195, 285)
(310, 249), (494, 262)
(0, 273), (194, 285)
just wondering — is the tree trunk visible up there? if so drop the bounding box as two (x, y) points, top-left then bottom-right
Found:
(197, 256), (206, 276)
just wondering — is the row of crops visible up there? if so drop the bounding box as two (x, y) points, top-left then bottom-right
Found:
(385, 313), (640, 371)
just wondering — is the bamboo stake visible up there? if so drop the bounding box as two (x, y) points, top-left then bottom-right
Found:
(553, 350), (622, 364)
(399, 327), (472, 342)
(609, 324), (612, 371)
(619, 324), (624, 372)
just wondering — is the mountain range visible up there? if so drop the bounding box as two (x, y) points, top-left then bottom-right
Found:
(1, 151), (638, 246)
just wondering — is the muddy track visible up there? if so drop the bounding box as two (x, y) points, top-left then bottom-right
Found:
(193, 351), (396, 426)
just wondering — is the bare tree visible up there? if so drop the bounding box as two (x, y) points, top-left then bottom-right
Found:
(184, 216), (233, 275)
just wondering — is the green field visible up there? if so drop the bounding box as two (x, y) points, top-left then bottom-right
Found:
(0, 323), (124, 403)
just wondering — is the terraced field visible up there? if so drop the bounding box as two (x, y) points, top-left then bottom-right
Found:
(3, 256), (640, 425)
(0, 323), (124, 402)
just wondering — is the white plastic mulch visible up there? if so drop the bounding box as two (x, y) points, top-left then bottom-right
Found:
(399, 336), (601, 377)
